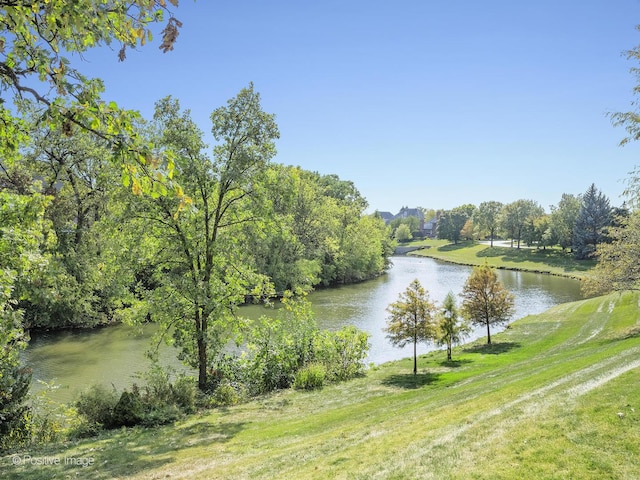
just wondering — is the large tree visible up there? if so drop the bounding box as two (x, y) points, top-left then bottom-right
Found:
(460, 264), (515, 345)
(474, 201), (503, 246)
(0, 0), (184, 195)
(129, 85), (279, 391)
(384, 279), (438, 375)
(573, 184), (612, 260)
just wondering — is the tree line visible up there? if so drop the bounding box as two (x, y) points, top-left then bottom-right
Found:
(390, 183), (618, 260)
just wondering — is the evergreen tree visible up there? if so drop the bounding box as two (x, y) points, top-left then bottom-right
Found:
(573, 184), (612, 260)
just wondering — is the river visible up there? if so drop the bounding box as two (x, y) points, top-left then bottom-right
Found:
(22, 256), (582, 404)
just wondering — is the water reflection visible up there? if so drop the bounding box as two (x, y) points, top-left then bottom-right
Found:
(23, 256), (582, 403)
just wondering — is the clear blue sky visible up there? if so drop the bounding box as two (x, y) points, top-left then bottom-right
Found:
(81, 0), (640, 213)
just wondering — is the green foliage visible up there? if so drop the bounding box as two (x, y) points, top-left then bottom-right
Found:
(314, 326), (370, 381)
(385, 279), (438, 374)
(573, 183), (612, 259)
(499, 199), (544, 249)
(583, 210), (640, 295)
(437, 205), (475, 244)
(436, 291), (470, 361)
(242, 293), (318, 394)
(294, 363), (327, 390)
(0, 1), (184, 194)
(550, 193), (582, 251)
(75, 365), (199, 433)
(394, 223), (413, 242)
(211, 381), (245, 407)
(474, 201), (503, 246)
(75, 384), (120, 430)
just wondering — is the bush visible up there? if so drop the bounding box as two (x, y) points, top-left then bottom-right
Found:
(314, 326), (370, 381)
(293, 363), (326, 390)
(75, 384), (119, 429)
(211, 381), (244, 407)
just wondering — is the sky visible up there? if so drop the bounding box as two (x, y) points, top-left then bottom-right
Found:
(78, 0), (640, 213)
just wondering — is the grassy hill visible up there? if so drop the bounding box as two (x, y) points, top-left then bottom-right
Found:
(407, 240), (596, 279)
(5, 292), (640, 479)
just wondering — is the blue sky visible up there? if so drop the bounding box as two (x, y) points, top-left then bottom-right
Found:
(81, 1), (640, 213)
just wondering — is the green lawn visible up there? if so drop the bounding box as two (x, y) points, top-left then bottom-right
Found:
(408, 240), (596, 279)
(4, 291), (640, 479)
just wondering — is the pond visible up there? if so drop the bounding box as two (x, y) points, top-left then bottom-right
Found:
(23, 256), (583, 404)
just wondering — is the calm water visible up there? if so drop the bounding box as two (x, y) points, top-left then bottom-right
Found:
(23, 256), (582, 403)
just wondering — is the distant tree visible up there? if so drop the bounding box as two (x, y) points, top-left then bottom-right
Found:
(394, 223), (413, 243)
(475, 201), (503, 246)
(385, 279), (438, 375)
(500, 199), (544, 249)
(573, 184), (612, 260)
(436, 291), (470, 361)
(437, 206), (471, 244)
(460, 265), (515, 345)
(550, 193), (582, 251)
(460, 218), (476, 240)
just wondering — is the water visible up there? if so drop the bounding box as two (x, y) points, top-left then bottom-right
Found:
(22, 256), (582, 403)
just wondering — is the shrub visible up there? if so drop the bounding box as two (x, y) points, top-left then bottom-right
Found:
(112, 390), (144, 427)
(293, 363), (326, 390)
(75, 384), (119, 429)
(212, 381), (244, 407)
(314, 326), (370, 381)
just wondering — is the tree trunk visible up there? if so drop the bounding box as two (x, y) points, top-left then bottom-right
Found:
(413, 338), (417, 375)
(196, 310), (208, 391)
(486, 321), (492, 345)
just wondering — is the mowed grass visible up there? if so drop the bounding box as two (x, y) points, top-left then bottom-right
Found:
(409, 240), (596, 278)
(4, 292), (640, 479)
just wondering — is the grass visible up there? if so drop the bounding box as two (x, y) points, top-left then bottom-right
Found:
(408, 240), (596, 279)
(3, 292), (640, 478)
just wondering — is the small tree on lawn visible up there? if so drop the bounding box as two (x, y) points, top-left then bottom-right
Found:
(384, 279), (437, 375)
(436, 291), (470, 361)
(460, 265), (515, 345)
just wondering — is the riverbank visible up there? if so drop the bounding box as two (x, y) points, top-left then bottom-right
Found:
(5, 291), (640, 479)
(406, 239), (596, 279)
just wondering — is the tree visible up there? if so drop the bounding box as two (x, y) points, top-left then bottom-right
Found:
(436, 291), (470, 361)
(1, 1), (184, 195)
(474, 201), (503, 246)
(500, 199), (543, 249)
(384, 279), (438, 375)
(0, 192), (54, 448)
(550, 193), (581, 251)
(460, 264), (515, 345)
(437, 205), (474, 244)
(394, 223), (413, 242)
(573, 184), (613, 260)
(583, 210), (640, 295)
(128, 85), (279, 391)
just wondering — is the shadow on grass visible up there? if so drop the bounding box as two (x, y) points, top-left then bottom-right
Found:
(439, 358), (473, 368)
(475, 246), (595, 273)
(5, 420), (248, 480)
(463, 341), (521, 355)
(381, 372), (440, 389)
